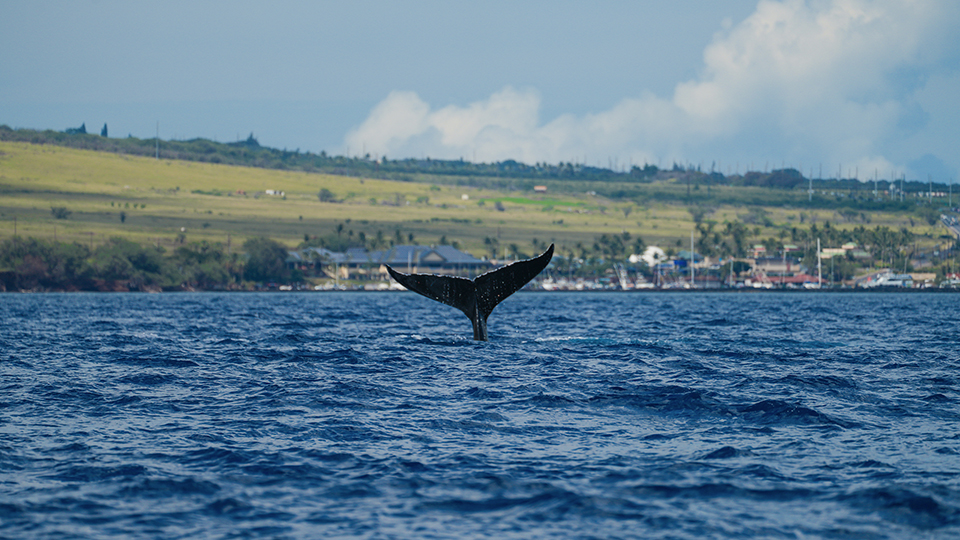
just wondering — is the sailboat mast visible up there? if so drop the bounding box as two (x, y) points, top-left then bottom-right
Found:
(817, 238), (822, 289)
(690, 230), (695, 288)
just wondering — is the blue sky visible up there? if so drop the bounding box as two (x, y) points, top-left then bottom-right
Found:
(2, 0), (958, 181)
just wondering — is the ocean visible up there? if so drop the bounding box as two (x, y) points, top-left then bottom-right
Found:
(1, 292), (958, 539)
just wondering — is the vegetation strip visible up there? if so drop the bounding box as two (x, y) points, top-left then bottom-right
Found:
(1, 128), (957, 291)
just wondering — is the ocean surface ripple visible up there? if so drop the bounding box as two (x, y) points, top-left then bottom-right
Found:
(1, 292), (959, 539)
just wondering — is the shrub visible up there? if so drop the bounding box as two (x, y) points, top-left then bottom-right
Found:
(318, 188), (336, 202)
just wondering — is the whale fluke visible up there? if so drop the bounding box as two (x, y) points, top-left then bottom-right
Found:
(386, 244), (554, 340)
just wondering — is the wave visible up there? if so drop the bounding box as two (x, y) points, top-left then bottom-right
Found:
(111, 356), (200, 368)
(839, 486), (960, 530)
(590, 385), (730, 416)
(119, 477), (221, 497)
(698, 446), (755, 460)
(738, 399), (859, 428)
(47, 464), (148, 483)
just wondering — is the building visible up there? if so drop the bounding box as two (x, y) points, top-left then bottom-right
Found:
(752, 257), (804, 278)
(821, 242), (870, 260)
(286, 247), (349, 278)
(289, 245), (491, 280)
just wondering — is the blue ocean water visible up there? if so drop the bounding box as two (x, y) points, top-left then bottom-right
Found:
(1, 292), (958, 539)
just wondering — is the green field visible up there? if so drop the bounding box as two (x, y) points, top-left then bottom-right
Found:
(0, 141), (945, 257)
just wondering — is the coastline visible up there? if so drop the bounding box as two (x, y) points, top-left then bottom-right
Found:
(3, 287), (957, 294)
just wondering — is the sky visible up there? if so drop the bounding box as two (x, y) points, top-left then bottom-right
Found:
(2, 0), (958, 182)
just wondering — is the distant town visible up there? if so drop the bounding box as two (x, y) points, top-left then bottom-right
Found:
(285, 232), (960, 292)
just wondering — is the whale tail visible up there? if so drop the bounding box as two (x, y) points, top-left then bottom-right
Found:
(386, 244), (554, 340)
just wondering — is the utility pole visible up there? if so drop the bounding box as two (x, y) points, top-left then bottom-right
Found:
(155, 122), (159, 160)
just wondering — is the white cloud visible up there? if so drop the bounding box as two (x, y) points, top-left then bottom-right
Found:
(345, 0), (959, 178)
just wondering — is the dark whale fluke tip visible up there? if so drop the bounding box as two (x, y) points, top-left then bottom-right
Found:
(387, 244), (554, 340)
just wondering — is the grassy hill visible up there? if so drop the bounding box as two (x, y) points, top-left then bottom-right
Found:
(0, 140), (950, 264)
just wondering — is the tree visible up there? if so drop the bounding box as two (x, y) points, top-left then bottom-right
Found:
(484, 236), (500, 259)
(243, 237), (293, 283)
(90, 237), (167, 289)
(0, 237), (92, 290)
(318, 188), (336, 202)
(51, 207), (72, 219)
(713, 221), (751, 258)
(374, 229), (386, 250)
(695, 222), (718, 257)
(101, 123), (108, 137)
(171, 241), (234, 289)
(721, 260), (752, 281)
(631, 234), (646, 256)
(688, 206), (707, 224)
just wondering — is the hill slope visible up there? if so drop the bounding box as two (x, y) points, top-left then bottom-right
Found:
(0, 140), (947, 265)
(0, 141), (668, 255)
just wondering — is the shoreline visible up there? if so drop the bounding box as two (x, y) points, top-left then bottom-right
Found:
(3, 287), (958, 294)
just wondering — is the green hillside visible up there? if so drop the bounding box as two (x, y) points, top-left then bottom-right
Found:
(0, 141), (591, 255)
(1, 140), (945, 259)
